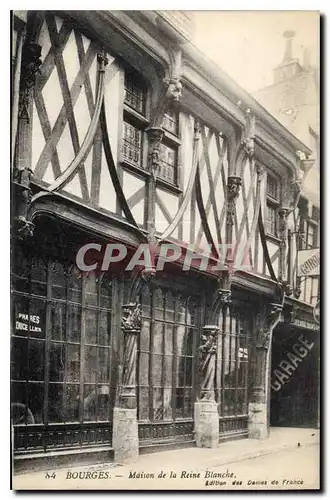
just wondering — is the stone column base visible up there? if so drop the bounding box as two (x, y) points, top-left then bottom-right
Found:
(194, 400), (219, 448)
(112, 406), (139, 463)
(248, 402), (269, 439)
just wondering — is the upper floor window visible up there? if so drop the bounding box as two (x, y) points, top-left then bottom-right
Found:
(163, 108), (178, 136)
(121, 67), (181, 188)
(122, 69), (147, 169)
(266, 173), (279, 200)
(265, 171), (280, 238)
(124, 72), (146, 115)
(157, 143), (177, 184)
(298, 199), (319, 250)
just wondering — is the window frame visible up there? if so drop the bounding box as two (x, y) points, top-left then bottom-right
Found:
(265, 170), (281, 239)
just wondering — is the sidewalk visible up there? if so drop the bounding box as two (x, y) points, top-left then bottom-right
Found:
(12, 427), (319, 490)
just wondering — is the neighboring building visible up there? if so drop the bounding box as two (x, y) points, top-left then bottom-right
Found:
(11, 11), (319, 471)
(254, 31), (320, 429)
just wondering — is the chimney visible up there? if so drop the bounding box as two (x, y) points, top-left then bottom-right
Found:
(273, 30), (302, 84)
(283, 30), (296, 62)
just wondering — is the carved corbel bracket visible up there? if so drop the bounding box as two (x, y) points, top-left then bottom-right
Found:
(226, 176), (242, 228)
(218, 288), (232, 313)
(254, 302), (283, 350)
(150, 47), (182, 129)
(18, 42), (42, 122)
(241, 108), (255, 160)
(232, 104), (255, 173)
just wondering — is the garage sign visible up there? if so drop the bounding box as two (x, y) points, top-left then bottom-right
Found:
(297, 248), (320, 277)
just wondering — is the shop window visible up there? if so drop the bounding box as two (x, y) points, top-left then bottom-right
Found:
(137, 285), (198, 422)
(216, 310), (251, 417)
(11, 260), (113, 427)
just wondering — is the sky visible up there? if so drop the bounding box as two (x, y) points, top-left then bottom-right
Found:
(192, 11), (319, 93)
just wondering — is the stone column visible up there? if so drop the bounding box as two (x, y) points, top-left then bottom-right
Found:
(112, 302), (141, 463)
(248, 302), (283, 439)
(194, 326), (219, 448)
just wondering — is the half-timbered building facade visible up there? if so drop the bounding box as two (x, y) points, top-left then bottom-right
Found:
(11, 10), (318, 469)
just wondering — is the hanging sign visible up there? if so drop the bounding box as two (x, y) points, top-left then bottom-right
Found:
(297, 248), (320, 277)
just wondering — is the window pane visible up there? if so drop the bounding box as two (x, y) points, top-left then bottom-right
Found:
(68, 267), (82, 303)
(123, 121), (142, 167)
(11, 382), (29, 424)
(153, 322), (163, 354)
(152, 388), (163, 420)
(266, 173), (278, 199)
(138, 387), (149, 420)
(163, 387), (172, 420)
(139, 352), (149, 385)
(51, 302), (66, 341)
(28, 339), (45, 380)
(49, 342), (65, 382)
(27, 382), (44, 424)
(266, 203), (277, 236)
(99, 310), (111, 346)
(152, 354), (162, 386)
(85, 274), (98, 306)
(140, 318), (150, 351)
(51, 261), (67, 300)
(124, 72), (145, 114)
(30, 257), (47, 296)
(48, 383), (64, 423)
(67, 304), (81, 343)
(85, 309), (98, 345)
(100, 277), (112, 309)
(84, 346), (98, 384)
(83, 385), (96, 421)
(158, 144), (176, 183)
(67, 344), (80, 382)
(11, 337), (28, 380)
(98, 385), (111, 421)
(98, 347), (110, 383)
(64, 384), (80, 422)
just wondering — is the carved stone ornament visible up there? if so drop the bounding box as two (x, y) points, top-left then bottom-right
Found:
(227, 176), (242, 227)
(18, 42), (42, 121)
(218, 288), (232, 312)
(242, 109), (255, 159)
(164, 77), (182, 102)
(199, 326), (219, 400)
(254, 302), (283, 350)
(199, 326), (218, 355)
(12, 167), (35, 239)
(255, 327), (271, 351)
(97, 50), (109, 72)
(146, 126), (164, 178)
(121, 303), (142, 333)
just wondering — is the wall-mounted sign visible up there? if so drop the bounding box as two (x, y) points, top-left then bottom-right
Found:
(15, 312), (42, 334)
(297, 248), (320, 277)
